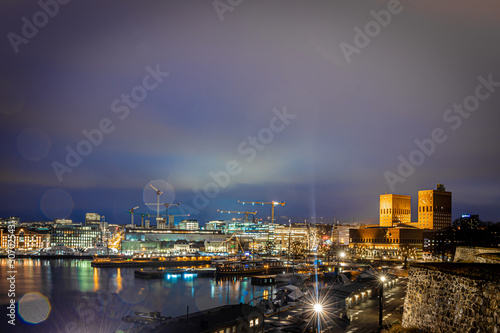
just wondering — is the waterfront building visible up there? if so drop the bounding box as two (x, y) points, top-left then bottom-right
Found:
(273, 224), (309, 254)
(85, 212), (108, 230)
(151, 303), (264, 333)
(349, 225), (423, 259)
(225, 220), (277, 252)
(173, 239), (191, 252)
(321, 282), (372, 309)
(0, 227), (50, 250)
(85, 212), (100, 223)
(418, 184), (452, 230)
(179, 219), (199, 230)
(122, 228), (227, 254)
(331, 225), (357, 246)
(379, 193), (411, 227)
(54, 218), (73, 224)
(205, 220), (226, 231)
(50, 223), (102, 248)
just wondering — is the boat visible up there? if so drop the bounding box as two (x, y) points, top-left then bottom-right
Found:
(122, 310), (171, 324)
(134, 268), (198, 279)
(83, 245), (117, 256)
(216, 262), (266, 276)
(37, 245), (76, 256)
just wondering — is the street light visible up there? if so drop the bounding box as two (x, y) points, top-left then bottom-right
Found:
(379, 276), (386, 331)
(314, 303), (323, 333)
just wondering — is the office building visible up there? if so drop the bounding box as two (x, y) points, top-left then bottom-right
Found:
(379, 194), (411, 227)
(418, 184), (452, 230)
(179, 219), (199, 230)
(457, 214), (480, 230)
(51, 223), (102, 248)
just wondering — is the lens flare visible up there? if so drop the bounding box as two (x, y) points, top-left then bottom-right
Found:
(18, 292), (51, 324)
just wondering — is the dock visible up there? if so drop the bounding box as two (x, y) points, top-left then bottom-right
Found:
(134, 267), (216, 279)
(91, 257), (211, 268)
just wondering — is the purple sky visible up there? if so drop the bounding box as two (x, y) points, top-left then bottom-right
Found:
(1, 0), (500, 225)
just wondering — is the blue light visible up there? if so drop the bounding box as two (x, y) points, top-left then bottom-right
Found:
(462, 214), (470, 218)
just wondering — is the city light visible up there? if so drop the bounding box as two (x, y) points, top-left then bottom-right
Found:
(314, 303), (323, 313)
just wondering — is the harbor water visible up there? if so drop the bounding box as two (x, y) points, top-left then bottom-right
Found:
(0, 258), (275, 332)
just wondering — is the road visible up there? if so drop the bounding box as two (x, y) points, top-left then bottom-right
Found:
(345, 278), (408, 333)
(262, 277), (407, 332)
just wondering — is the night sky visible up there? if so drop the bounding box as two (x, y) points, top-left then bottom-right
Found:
(1, 0), (500, 225)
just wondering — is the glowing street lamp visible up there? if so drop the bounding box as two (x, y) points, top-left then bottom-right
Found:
(314, 303), (323, 332)
(379, 275), (386, 331)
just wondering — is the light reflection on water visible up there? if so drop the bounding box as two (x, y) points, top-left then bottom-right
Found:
(0, 259), (272, 332)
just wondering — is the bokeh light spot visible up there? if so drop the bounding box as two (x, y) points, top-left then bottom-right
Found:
(40, 188), (74, 220)
(16, 127), (51, 161)
(143, 180), (176, 213)
(19, 292), (51, 324)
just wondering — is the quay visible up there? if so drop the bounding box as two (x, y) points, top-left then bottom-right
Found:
(91, 256), (211, 268)
(135, 267), (216, 279)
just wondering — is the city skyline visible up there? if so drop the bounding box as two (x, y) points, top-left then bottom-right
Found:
(1, 1), (500, 224)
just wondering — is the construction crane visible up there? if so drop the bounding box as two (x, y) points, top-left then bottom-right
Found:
(163, 202), (180, 216)
(128, 206), (140, 226)
(220, 233), (246, 254)
(138, 213), (154, 228)
(160, 213), (190, 229)
(238, 201), (285, 224)
(147, 184), (163, 219)
(217, 209), (257, 222)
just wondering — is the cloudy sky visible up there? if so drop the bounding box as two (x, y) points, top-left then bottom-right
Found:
(1, 0), (499, 224)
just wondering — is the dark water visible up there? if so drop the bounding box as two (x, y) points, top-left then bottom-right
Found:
(0, 259), (273, 333)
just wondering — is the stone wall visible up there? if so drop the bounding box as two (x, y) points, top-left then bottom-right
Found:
(402, 263), (500, 333)
(454, 246), (500, 263)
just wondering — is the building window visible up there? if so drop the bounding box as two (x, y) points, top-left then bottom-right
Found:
(255, 318), (259, 325)
(250, 319), (254, 327)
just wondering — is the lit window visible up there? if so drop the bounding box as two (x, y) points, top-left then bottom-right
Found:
(250, 320), (254, 327)
(255, 318), (259, 325)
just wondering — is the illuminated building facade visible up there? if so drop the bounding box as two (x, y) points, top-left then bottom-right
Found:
(178, 219), (199, 230)
(274, 224), (309, 254)
(417, 184), (452, 230)
(225, 220), (278, 252)
(85, 213), (100, 223)
(0, 228), (50, 250)
(349, 226), (423, 259)
(331, 225), (355, 246)
(50, 223), (102, 248)
(379, 194), (411, 227)
(205, 220), (226, 231)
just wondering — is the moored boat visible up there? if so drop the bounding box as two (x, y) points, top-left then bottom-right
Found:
(216, 262), (266, 276)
